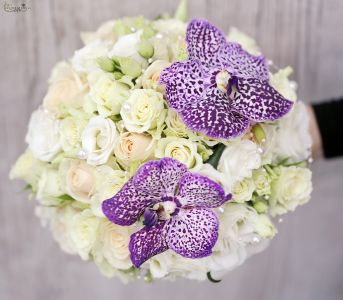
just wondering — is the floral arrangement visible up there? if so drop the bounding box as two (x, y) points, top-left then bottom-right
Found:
(10, 1), (313, 282)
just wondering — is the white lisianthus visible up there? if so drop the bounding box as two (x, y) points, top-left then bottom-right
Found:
(253, 214), (277, 239)
(72, 40), (109, 73)
(109, 30), (146, 67)
(273, 102), (312, 163)
(81, 116), (118, 165)
(155, 137), (203, 171)
(9, 149), (46, 191)
(259, 123), (277, 165)
(270, 67), (297, 102)
(81, 20), (117, 45)
(114, 132), (154, 166)
(218, 139), (261, 188)
(89, 73), (130, 117)
(91, 165), (128, 217)
(59, 159), (96, 203)
(59, 116), (88, 156)
(252, 168), (271, 196)
(269, 166), (312, 216)
(120, 89), (166, 133)
(43, 62), (87, 116)
(69, 209), (99, 260)
(198, 163), (232, 193)
(232, 178), (255, 203)
(26, 108), (61, 162)
(93, 219), (132, 270)
(141, 60), (171, 92)
(36, 167), (64, 205)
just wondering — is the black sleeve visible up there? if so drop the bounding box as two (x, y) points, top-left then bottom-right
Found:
(312, 98), (343, 158)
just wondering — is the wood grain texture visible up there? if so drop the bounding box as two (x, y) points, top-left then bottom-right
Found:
(1, 0), (343, 299)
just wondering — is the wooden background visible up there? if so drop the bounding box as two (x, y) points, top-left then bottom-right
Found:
(1, 0), (343, 299)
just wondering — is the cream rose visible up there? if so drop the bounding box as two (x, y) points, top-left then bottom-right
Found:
(81, 116), (118, 165)
(59, 159), (96, 203)
(25, 108), (61, 162)
(43, 63), (86, 116)
(94, 219), (132, 270)
(155, 137), (203, 171)
(252, 168), (271, 196)
(141, 60), (171, 92)
(69, 209), (99, 260)
(114, 132), (154, 166)
(120, 89), (166, 133)
(270, 166), (312, 216)
(218, 139), (261, 188)
(89, 73), (130, 117)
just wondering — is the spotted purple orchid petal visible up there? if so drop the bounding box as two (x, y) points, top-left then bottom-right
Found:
(231, 77), (293, 121)
(221, 43), (269, 80)
(177, 172), (231, 208)
(102, 158), (232, 267)
(186, 19), (226, 69)
(181, 85), (250, 139)
(160, 19), (293, 140)
(129, 221), (169, 268)
(166, 208), (219, 258)
(102, 178), (159, 226)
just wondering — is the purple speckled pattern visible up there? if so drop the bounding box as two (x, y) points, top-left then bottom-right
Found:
(166, 208), (219, 258)
(160, 19), (293, 139)
(102, 158), (231, 268)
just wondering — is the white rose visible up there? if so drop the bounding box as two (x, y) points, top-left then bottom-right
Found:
(155, 137), (203, 171)
(232, 177), (255, 203)
(36, 167), (64, 205)
(218, 139), (261, 188)
(26, 108), (61, 162)
(69, 209), (99, 260)
(114, 132), (154, 166)
(72, 40), (109, 73)
(273, 102), (312, 163)
(89, 73), (130, 117)
(253, 214), (277, 239)
(90, 165), (128, 217)
(120, 89), (166, 133)
(59, 159), (96, 203)
(9, 149), (46, 192)
(93, 219), (132, 270)
(252, 168), (271, 196)
(141, 60), (171, 92)
(270, 166), (312, 216)
(50, 206), (79, 255)
(81, 116), (118, 165)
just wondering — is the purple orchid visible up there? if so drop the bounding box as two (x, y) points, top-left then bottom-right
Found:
(160, 19), (293, 139)
(102, 158), (231, 268)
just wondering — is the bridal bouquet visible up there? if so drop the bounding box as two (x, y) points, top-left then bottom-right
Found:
(10, 1), (312, 282)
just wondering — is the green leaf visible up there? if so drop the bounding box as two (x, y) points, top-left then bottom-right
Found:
(205, 143), (226, 169)
(58, 194), (74, 201)
(174, 0), (188, 22)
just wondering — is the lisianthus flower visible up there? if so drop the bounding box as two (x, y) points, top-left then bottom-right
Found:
(102, 158), (231, 267)
(160, 19), (293, 139)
